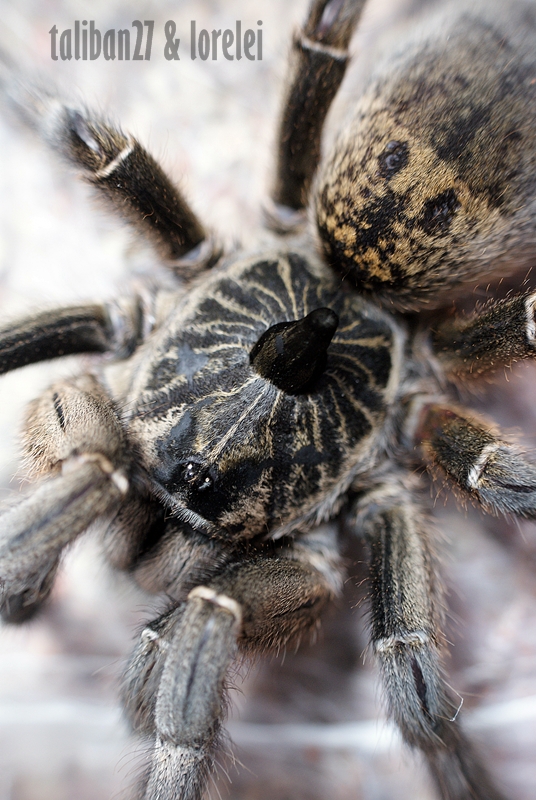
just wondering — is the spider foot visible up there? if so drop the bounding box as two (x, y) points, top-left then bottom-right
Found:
(124, 541), (340, 800)
(0, 451), (127, 623)
(354, 478), (508, 800)
(0, 374), (131, 622)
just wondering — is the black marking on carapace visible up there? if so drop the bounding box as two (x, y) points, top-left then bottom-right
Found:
(167, 454), (279, 537)
(128, 253), (394, 536)
(293, 445), (326, 467)
(154, 411), (198, 491)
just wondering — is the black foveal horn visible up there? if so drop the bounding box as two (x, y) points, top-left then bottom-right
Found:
(250, 307), (339, 394)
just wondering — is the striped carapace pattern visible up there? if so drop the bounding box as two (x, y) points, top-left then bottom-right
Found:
(126, 250), (398, 539)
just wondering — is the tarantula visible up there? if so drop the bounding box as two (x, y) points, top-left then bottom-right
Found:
(0, 0), (535, 798)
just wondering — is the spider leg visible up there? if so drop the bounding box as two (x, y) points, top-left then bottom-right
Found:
(353, 478), (507, 800)
(431, 290), (536, 376)
(123, 527), (341, 800)
(0, 374), (131, 622)
(130, 592), (241, 800)
(101, 492), (232, 601)
(0, 292), (154, 374)
(4, 78), (218, 270)
(416, 401), (536, 518)
(269, 0), (366, 221)
(127, 515), (231, 600)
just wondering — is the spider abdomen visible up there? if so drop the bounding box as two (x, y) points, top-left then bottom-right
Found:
(315, 0), (536, 310)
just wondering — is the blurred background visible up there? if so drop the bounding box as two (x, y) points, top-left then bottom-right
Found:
(0, 0), (535, 798)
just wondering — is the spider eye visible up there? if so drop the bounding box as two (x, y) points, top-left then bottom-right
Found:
(197, 474), (214, 492)
(180, 461), (215, 492)
(183, 462), (200, 482)
(160, 459), (215, 496)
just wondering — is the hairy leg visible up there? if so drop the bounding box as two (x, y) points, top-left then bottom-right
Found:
(122, 528), (342, 800)
(431, 291), (536, 376)
(0, 294), (146, 374)
(101, 495), (232, 602)
(269, 0), (366, 223)
(0, 373), (133, 621)
(352, 476), (507, 800)
(416, 401), (536, 517)
(5, 79), (219, 271)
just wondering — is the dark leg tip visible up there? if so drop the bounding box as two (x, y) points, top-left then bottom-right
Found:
(1, 590), (48, 624)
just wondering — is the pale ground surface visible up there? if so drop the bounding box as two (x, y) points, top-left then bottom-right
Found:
(0, 1), (535, 799)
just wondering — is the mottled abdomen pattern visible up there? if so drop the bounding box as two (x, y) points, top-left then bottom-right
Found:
(126, 251), (398, 539)
(315, 0), (536, 309)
